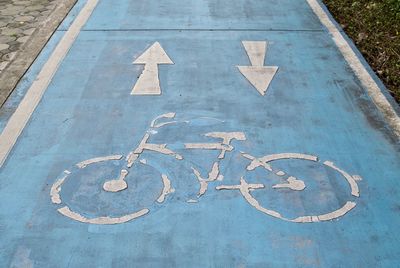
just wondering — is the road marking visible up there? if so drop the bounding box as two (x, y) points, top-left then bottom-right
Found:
(150, 112), (176, 127)
(102, 169), (129, 192)
(131, 42), (174, 95)
(244, 153), (318, 171)
(242, 41), (267, 66)
(306, 0), (400, 137)
(57, 206), (149, 225)
(126, 132), (183, 168)
(191, 162), (223, 197)
(157, 174), (175, 203)
(217, 177), (357, 223)
(76, 154), (123, 169)
(50, 174), (67, 204)
(323, 161), (360, 197)
(47, 113), (361, 224)
(0, 0), (99, 168)
(237, 41), (278, 96)
(237, 66), (279, 96)
(272, 176), (306, 191)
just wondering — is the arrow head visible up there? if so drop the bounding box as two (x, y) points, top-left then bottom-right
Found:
(133, 42), (174, 65)
(237, 66), (278, 96)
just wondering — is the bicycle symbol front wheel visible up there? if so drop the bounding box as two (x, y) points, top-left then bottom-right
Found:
(50, 155), (172, 224)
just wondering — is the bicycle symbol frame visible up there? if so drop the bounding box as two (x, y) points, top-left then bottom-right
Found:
(50, 113), (361, 225)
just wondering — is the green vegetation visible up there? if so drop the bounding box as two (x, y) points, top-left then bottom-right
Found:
(323, 0), (400, 103)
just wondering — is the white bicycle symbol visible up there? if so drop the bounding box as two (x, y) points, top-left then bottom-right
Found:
(50, 113), (361, 225)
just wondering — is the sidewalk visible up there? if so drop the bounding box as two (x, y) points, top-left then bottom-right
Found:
(0, 0), (76, 106)
(0, 0), (400, 266)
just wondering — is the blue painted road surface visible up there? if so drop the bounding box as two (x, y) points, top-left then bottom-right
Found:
(1, 0), (400, 266)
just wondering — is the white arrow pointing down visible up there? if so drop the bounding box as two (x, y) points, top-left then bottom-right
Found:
(237, 41), (278, 96)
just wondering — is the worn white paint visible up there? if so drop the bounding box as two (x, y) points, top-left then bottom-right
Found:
(323, 161), (360, 197)
(102, 169), (129, 192)
(245, 153), (318, 171)
(316, 201), (356, 221)
(58, 206), (149, 225)
(157, 174), (175, 203)
(152, 121), (178, 128)
(127, 133), (182, 167)
(243, 153), (358, 199)
(192, 162), (223, 197)
(276, 170), (285, 176)
(0, 0), (99, 168)
(217, 177), (356, 223)
(151, 112), (175, 127)
(186, 132), (245, 159)
(216, 177), (284, 219)
(50, 154), (154, 224)
(240, 153), (359, 221)
(50, 176), (66, 204)
(193, 170), (208, 197)
(132, 63), (162, 95)
(258, 153), (318, 162)
(126, 134), (153, 166)
(150, 112), (180, 128)
(185, 143), (232, 150)
(237, 41), (278, 96)
(205, 132), (246, 144)
(272, 176), (306, 191)
(307, 0), (400, 137)
(237, 66), (278, 96)
(242, 153), (273, 171)
(196, 117), (225, 123)
(148, 129), (158, 135)
(185, 143), (233, 154)
(142, 142), (183, 159)
(242, 41), (267, 66)
(133, 42), (173, 65)
(291, 202), (356, 223)
(205, 132), (246, 158)
(76, 155), (123, 169)
(131, 42), (173, 95)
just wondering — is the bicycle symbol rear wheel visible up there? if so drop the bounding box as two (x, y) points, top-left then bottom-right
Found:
(217, 153), (361, 223)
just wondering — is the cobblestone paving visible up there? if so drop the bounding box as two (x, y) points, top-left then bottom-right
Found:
(0, 0), (59, 72)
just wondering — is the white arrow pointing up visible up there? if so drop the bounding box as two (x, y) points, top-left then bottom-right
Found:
(237, 41), (278, 96)
(131, 42), (173, 95)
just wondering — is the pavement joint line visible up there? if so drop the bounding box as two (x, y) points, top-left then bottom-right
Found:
(0, 0), (398, 171)
(67, 28), (326, 32)
(307, 0), (400, 138)
(0, 0), (99, 168)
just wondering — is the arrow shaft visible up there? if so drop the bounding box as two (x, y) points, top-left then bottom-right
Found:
(141, 63), (159, 83)
(131, 63), (161, 95)
(144, 63), (159, 76)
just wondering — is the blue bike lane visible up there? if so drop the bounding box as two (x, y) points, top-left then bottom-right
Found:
(1, 0), (400, 266)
